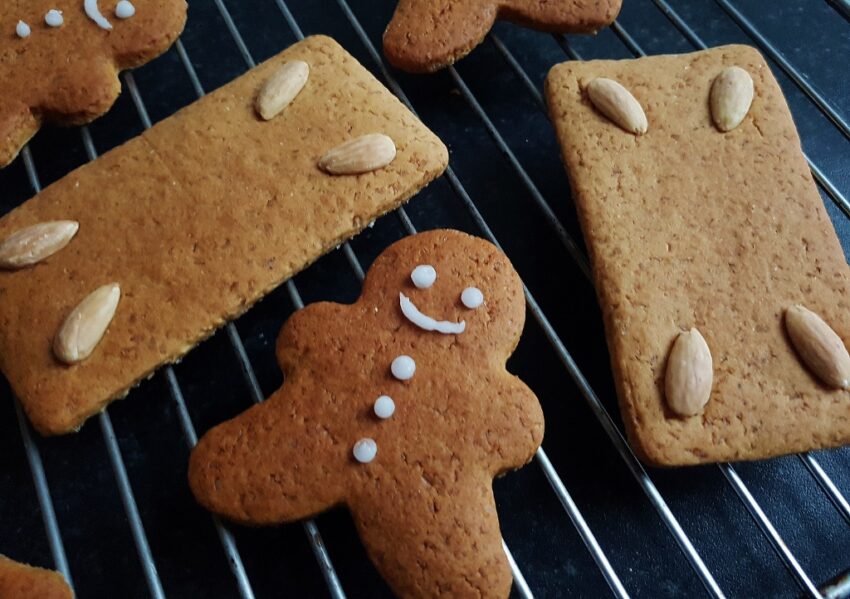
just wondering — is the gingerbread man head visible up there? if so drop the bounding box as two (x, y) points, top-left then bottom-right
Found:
(0, 0), (186, 167)
(383, 0), (622, 73)
(189, 229), (544, 597)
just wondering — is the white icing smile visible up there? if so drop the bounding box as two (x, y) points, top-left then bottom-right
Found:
(85, 0), (113, 29)
(399, 292), (465, 335)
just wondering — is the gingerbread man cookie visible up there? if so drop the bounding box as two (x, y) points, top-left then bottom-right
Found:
(383, 0), (622, 73)
(0, 555), (73, 599)
(0, 0), (187, 168)
(189, 229), (544, 598)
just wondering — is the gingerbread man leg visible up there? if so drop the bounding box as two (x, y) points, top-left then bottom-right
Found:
(351, 473), (512, 598)
(383, 0), (500, 73)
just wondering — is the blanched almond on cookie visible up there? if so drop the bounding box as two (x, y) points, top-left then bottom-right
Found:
(255, 60), (309, 120)
(665, 328), (713, 417)
(710, 66), (753, 132)
(586, 78), (647, 135)
(318, 133), (397, 175)
(54, 283), (121, 365)
(785, 305), (850, 389)
(0, 220), (79, 269)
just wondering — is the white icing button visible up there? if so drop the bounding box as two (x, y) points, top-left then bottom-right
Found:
(391, 355), (416, 380)
(115, 0), (136, 19)
(374, 395), (395, 419)
(15, 20), (31, 38)
(461, 287), (484, 309)
(44, 9), (64, 27)
(410, 264), (436, 289)
(352, 438), (377, 463)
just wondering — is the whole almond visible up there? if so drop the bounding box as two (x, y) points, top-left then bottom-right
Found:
(586, 78), (648, 135)
(665, 328), (713, 417)
(0, 220), (79, 269)
(255, 60), (309, 121)
(54, 283), (121, 365)
(318, 133), (397, 175)
(710, 66), (753, 132)
(785, 305), (850, 389)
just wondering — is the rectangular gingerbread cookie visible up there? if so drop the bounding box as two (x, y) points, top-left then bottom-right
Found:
(0, 35), (448, 435)
(545, 45), (850, 465)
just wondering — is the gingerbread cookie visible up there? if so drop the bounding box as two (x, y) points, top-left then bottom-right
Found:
(545, 45), (850, 465)
(0, 35), (448, 435)
(383, 0), (622, 73)
(0, 556), (73, 599)
(189, 229), (544, 598)
(0, 0), (187, 168)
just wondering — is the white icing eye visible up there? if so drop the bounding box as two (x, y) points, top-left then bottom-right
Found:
(461, 287), (484, 309)
(352, 438), (377, 463)
(44, 10), (64, 27)
(410, 265), (436, 289)
(115, 0), (136, 19)
(15, 20), (31, 38)
(391, 355), (415, 380)
(374, 395), (395, 419)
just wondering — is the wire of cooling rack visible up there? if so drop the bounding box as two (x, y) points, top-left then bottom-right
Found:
(9, 1), (849, 598)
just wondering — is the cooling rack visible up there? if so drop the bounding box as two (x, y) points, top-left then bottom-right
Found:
(1, 0), (849, 597)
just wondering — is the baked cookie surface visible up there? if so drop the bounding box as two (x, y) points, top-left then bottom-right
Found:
(189, 229), (544, 598)
(0, 555), (73, 599)
(546, 45), (850, 465)
(383, 0), (622, 73)
(0, 0), (187, 168)
(0, 35), (448, 435)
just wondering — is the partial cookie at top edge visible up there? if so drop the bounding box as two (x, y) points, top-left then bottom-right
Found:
(0, 0), (187, 167)
(383, 0), (622, 73)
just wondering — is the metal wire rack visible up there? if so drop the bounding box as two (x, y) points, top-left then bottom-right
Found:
(1, 1), (849, 597)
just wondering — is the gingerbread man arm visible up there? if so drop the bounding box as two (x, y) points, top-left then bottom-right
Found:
(188, 382), (348, 525)
(383, 0), (621, 73)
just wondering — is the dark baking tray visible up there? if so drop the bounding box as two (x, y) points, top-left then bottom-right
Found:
(1, 1), (849, 597)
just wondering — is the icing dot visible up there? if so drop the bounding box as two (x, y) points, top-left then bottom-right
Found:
(115, 0), (136, 19)
(374, 395), (395, 419)
(352, 438), (377, 463)
(44, 9), (64, 27)
(15, 20), (31, 38)
(461, 287), (484, 309)
(410, 265), (436, 289)
(391, 355), (416, 380)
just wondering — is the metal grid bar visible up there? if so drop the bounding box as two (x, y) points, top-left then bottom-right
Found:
(161, 366), (255, 599)
(12, 398), (72, 586)
(720, 464), (821, 598)
(826, 0), (850, 21)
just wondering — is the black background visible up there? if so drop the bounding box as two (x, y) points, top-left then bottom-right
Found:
(1, 1), (849, 597)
